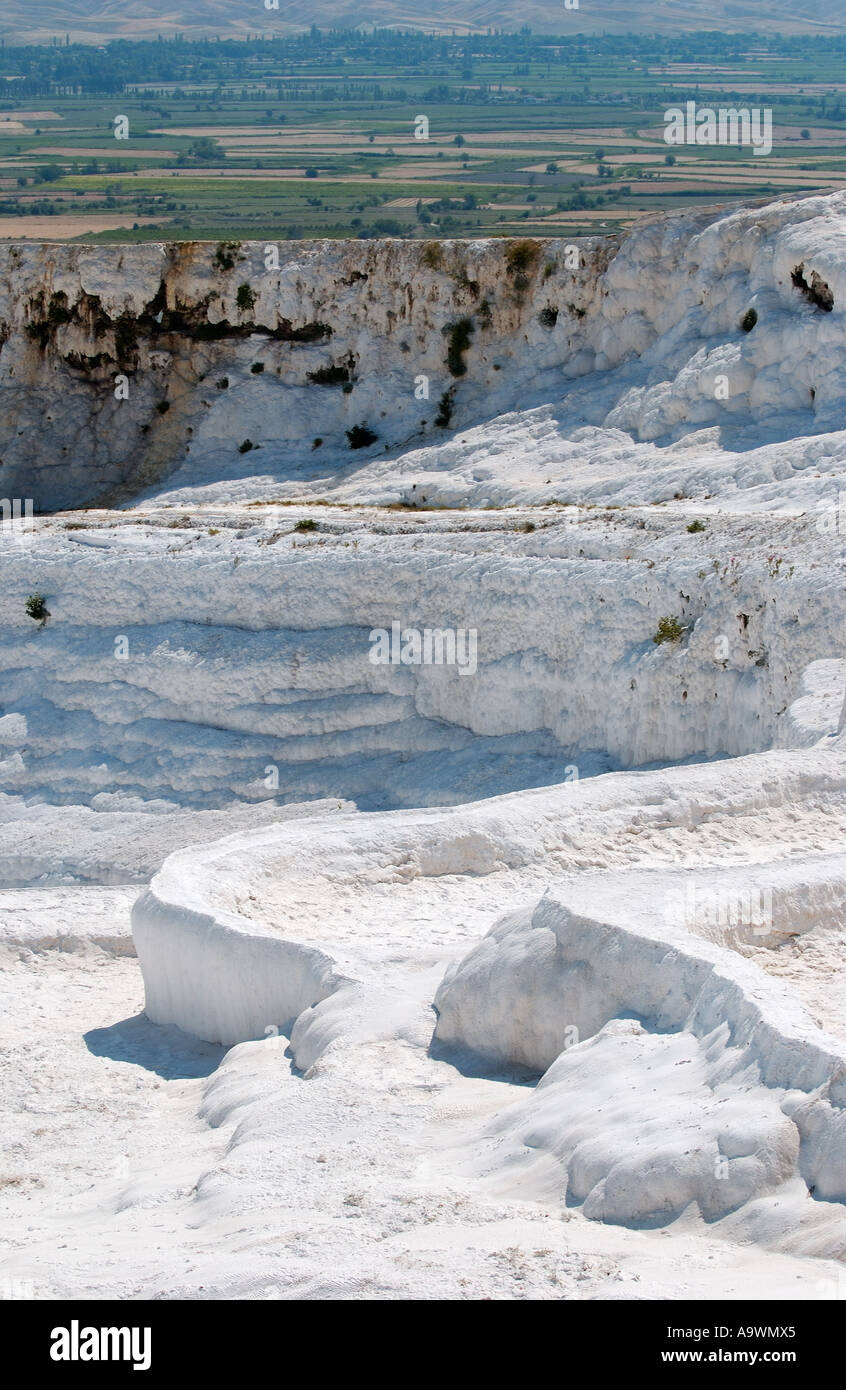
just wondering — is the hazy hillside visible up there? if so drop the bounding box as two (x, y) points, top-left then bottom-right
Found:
(4, 0), (846, 44)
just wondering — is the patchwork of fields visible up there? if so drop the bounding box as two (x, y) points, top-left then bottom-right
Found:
(1, 30), (846, 242)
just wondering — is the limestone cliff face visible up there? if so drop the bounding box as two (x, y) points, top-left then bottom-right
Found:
(2, 192), (845, 512)
(1, 195), (845, 820)
(0, 234), (617, 511)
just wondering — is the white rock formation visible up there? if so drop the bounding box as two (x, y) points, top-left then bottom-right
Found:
(1, 190), (846, 1294)
(2, 191), (846, 514)
(127, 704), (846, 1247)
(0, 499), (842, 809)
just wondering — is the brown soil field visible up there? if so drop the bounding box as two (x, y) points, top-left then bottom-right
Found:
(470, 127), (634, 143)
(1, 111), (63, 120)
(0, 215), (168, 239)
(152, 127), (412, 145)
(214, 135), (458, 152)
(31, 146), (179, 158)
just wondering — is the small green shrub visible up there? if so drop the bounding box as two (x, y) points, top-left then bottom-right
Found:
(236, 283), (256, 312)
(538, 306), (558, 329)
(740, 307), (758, 332)
(213, 240), (243, 271)
(26, 593), (50, 625)
(421, 242), (443, 270)
(652, 616), (684, 645)
(347, 423), (378, 449)
(307, 364), (350, 386)
(295, 518), (318, 532)
(505, 238), (542, 277)
(687, 519), (706, 533)
(250, 362), (265, 374)
(238, 439), (254, 453)
(435, 387), (455, 428)
(216, 377), (229, 390)
(517, 521), (536, 533)
(444, 317), (474, 378)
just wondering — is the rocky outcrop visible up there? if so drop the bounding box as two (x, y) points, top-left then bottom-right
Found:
(0, 233), (616, 510)
(3, 191), (846, 513)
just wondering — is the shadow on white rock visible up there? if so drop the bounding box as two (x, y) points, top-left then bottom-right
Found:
(434, 891), (846, 1227)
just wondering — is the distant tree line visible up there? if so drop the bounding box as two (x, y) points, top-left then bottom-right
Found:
(2, 30), (846, 98)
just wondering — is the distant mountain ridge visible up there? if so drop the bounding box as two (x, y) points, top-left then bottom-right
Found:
(3, 0), (846, 45)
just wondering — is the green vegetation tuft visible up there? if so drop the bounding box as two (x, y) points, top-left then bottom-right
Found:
(444, 317), (474, 378)
(236, 283), (257, 312)
(307, 364), (350, 386)
(435, 387), (455, 428)
(347, 423), (378, 449)
(652, 616), (685, 645)
(214, 241), (243, 271)
(25, 593), (50, 625)
(505, 238), (542, 279)
(421, 242), (443, 270)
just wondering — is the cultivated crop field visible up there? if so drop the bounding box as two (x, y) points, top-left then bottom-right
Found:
(1, 28), (845, 242)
